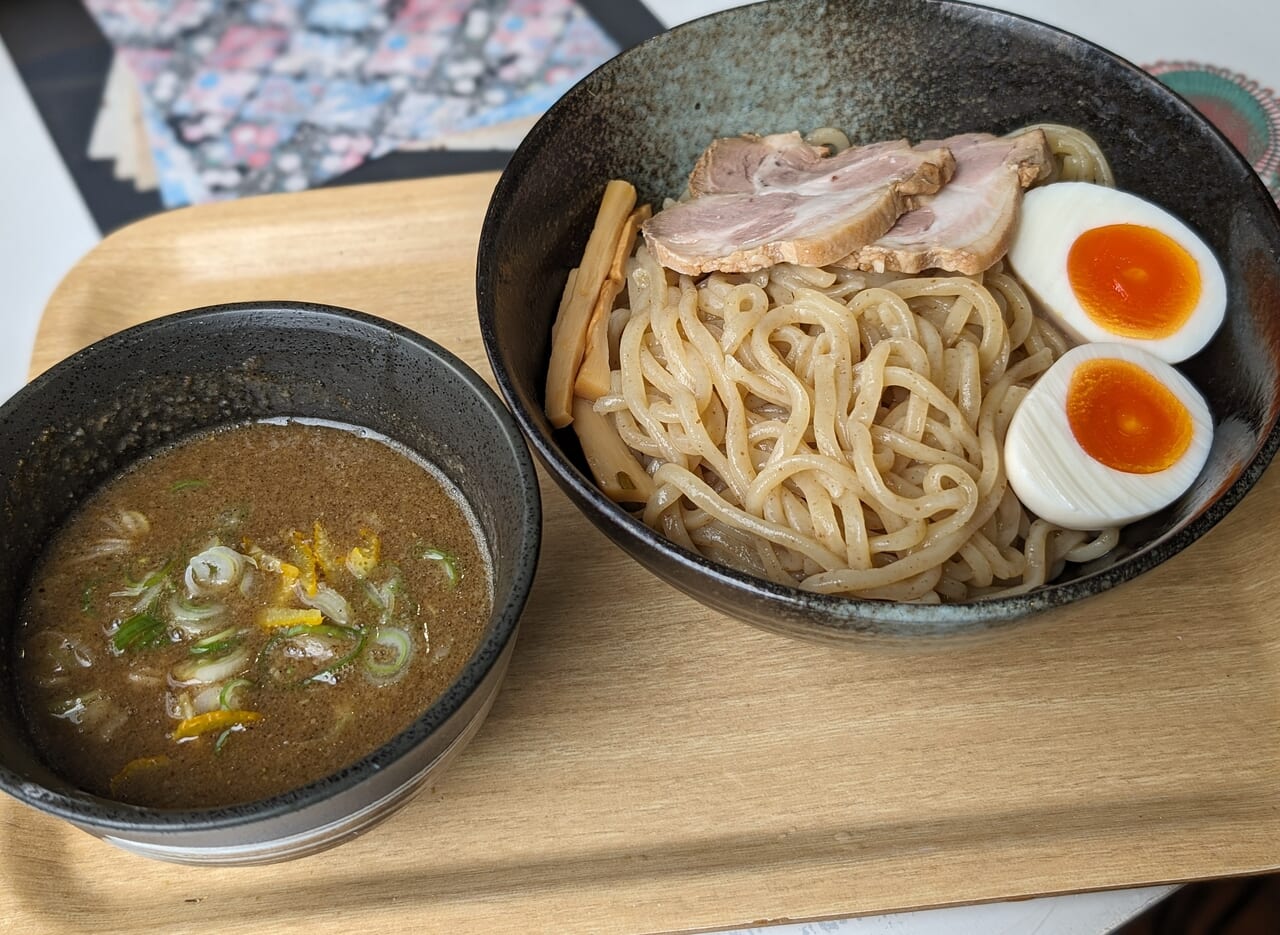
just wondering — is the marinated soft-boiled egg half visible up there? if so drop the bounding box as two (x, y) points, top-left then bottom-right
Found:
(1004, 342), (1212, 530)
(1008, 182), (1226, 363)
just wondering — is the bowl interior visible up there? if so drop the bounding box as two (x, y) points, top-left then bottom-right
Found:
(478, 0), (1280, 639)
(0, 302), (539, 828)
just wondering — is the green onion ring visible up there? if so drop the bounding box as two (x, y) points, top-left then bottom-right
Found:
(256, 624), (367, 686)
(219, 677), (253, 710)
(419, 547), (459, 587)
(364, 626), (412, 678)
(308, 626), (368, 684)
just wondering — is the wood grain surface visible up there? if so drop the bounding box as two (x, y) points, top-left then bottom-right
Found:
(8, 171), (1280, 934)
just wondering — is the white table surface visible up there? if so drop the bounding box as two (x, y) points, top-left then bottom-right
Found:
(3, 0), (1276, 931)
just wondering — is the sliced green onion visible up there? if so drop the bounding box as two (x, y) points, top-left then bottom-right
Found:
(80, 584), (95, 615)
(364, 626), (412, 680)
(255, 632), (288, 683)
(111, 563), (170, 598)
(297, 583), (351, 626)
(184, 545), (248, 594)
(136, 583), (166, 614)
(112, 563), (171, 614)
(420, 547), (459, 588)
(309, 626), (368, 685)
(112, 612), (168, 651)
(364, 577), (401, 615)
(190, 626), (240, 656)
(171, 643), (252, 685)
(288, 622), (355, 640)
(256, 624), (366, 687)
(190, 638), (236, 656)
(213, 727), (236, 754)
(219, 677), (252, 711)
(170, 479), (206, 492)
(168, 593), (224, 625)
(166, 594), (226, 637)
(191, 684), (223, 713)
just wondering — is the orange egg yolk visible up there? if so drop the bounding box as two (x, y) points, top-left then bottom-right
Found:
(1066, 358), (1193, 474)
(1066, 223), (1201, 339)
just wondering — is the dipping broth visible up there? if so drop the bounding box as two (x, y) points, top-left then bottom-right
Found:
(15, 420), (492, 809)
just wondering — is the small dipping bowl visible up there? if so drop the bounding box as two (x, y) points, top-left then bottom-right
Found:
(0, 302), (541, 864)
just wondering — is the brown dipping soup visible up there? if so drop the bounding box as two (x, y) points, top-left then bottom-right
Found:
(15, 420), (492, 809)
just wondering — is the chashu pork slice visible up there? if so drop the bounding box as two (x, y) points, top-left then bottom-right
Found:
(687, 131), (832, 196)
(838, 130), (1052, 275)
(641, 133), (955, 276)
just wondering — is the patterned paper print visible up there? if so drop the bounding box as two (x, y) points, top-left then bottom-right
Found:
(1146, 61), (1280, 203)
(84, 0), (619, 206)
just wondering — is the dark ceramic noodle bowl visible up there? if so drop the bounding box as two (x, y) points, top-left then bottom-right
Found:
(477, 0), (1280, 642)
(0, 303), (541, 863)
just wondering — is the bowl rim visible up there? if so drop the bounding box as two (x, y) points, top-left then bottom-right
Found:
(0, 300), (543, 830)
(477, 0), (1280, 637)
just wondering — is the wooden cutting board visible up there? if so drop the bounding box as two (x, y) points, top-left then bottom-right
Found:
(8, 171), (1280, 934)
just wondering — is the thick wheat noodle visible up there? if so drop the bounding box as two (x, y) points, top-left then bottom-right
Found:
(1021, 122), (1116, 186)
(585, 124), (1121, 601)
(651, 463), (847, 569)
(1066, 527), (1121, 561)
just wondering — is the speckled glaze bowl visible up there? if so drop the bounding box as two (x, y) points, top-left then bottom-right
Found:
(0, 302), (541, 863)
(476, 0), (1280, 643)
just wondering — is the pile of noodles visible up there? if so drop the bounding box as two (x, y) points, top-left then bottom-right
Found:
(589, 124), (1121, 602)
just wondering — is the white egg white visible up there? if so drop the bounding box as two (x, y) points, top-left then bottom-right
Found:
(1004, 342), (1213, 530)
(1008, 182), (1226, 363)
